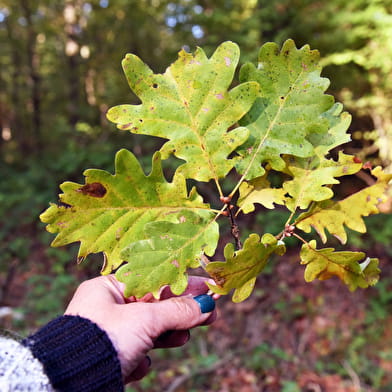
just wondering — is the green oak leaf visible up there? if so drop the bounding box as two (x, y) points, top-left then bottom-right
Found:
(205, 233), (286, 302)
(283, 152), (362, 211)
(107, 42), (259, 182)
(309, 102), (352, 158)
(237, 173), (287, 214)
(295, 166), (392, 243)
(236, 39), (338, 180)
(118, 212), (219, 298)
(40, 149), (214, 274)
(300, 240), (380, 291)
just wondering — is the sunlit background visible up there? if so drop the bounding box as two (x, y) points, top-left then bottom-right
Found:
(1, 1), (392, 391)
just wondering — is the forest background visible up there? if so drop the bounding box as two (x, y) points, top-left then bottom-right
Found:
(1, 1), (392, 391)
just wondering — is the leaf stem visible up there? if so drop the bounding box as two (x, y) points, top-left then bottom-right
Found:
(292, 231), (309, 245)
(284, 209), (297, 227)
(214, 179), (224, 198)
(228, 172), (246, 201)
(228, 89), (290, 200)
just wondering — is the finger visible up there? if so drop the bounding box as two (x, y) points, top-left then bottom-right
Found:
(151, 294), (216, 334)
(124, 356), (151, 383)
(159, 276), (214, 300)
(182, 276), (214, 296)
(154, 330), (190, 348)
(201, 310), (217, 326)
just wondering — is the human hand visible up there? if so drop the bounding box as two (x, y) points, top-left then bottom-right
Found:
(64, 275), (217, 383)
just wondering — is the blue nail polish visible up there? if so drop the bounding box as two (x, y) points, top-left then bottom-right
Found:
(193, 294), (215, 313)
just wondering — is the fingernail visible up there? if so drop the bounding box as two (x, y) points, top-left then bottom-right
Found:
(193, 294), (215, 313)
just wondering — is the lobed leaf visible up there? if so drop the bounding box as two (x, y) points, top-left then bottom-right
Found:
(118, 211), (219, 298)
(107, 42), (259, 182)
(40, 149), (215, 274)
(309, 102), (352, 158)
(236, 39), (340, 180)
(282, 152), (362, 211)
(295, 166), (392, 243)
(300, 240), (380, 290)
(237, 173), (287, 214)
(206, 233), (286, 302)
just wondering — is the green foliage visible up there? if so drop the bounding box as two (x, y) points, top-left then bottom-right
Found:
(300, 240), (380, 291)
(40, 149), (214, 276)
(296, 167), (392, 244)
(236, 40), (336, 179)
(41, 40), (391, 302)
(119, 211), (219, 298)
(206, 233), (285, 302)
(107, 42), (259, 184)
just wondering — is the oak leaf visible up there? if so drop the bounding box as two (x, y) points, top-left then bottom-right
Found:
(206, 233), (286, 302)
(300, 240), (380, 290)
(40, 149), (215, 274)
(118, 212), (219, 298)
(107, 42), (259, 182)
(237, 173), (287, 213)
(283, 152), (362, 211)
(236, 39), (338, 180)
(296, 167), (392, 243)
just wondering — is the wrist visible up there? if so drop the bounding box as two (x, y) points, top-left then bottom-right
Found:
(22, 315), (124, 392)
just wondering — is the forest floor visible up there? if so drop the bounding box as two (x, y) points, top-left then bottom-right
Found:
(1, 242), (392, 392)
(127, 248), (392, 392)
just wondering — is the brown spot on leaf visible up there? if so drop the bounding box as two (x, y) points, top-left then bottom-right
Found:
(120, 123), (132, 129)
(214, 275), (226, 287)
(77, 182), (107, 198)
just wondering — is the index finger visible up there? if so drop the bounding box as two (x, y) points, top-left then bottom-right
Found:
(160, 276), (213, 300)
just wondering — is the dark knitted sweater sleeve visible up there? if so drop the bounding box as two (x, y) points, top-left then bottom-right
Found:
(22, 315), (124, 392)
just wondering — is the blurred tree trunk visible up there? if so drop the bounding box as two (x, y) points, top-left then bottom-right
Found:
(4, 12), (28, 155)
(0, 59), (5, 153)
(20, 0), (42, 154)
(64, 0), (81, 128)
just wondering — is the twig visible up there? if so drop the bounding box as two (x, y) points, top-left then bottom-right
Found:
(342, 360), (362, 391)
(219, 196), (242, 250)
(164, 354), (234, 392)
(228, 204), (242, 250)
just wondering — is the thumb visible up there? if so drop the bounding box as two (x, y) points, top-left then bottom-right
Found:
(151, 294), (216, 333)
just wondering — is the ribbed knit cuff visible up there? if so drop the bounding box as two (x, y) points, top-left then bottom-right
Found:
(22, 315), (124, 392)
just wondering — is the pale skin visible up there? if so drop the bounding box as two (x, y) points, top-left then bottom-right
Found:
(65, 275), (218, 384)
